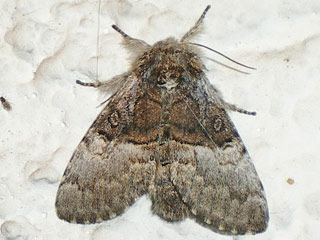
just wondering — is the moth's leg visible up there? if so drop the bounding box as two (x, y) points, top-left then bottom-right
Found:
(76, 72), (130, 92)
(221, 102), (256, 116)
(76, 79), (113, 93)
(181, 5), (211, 42)
(76, 80), (102, 88)
(207, 84), (256, 116)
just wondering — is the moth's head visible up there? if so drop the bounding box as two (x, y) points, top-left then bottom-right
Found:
(133, 38), (205, 89)
(111, 6), (211, 89)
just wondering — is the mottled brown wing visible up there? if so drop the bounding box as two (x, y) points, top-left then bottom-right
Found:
(168, 87), (268, 235)
(55, 76), (155, 223)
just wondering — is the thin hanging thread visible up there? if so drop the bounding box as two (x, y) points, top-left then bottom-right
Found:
(95, 0), (102, 82)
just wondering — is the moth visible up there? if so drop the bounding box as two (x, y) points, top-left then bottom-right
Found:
(55, 5), (269, 235)
(0, 97), (12, 111)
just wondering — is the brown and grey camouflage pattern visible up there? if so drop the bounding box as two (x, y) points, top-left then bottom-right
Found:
(56, 5), (268, 235)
